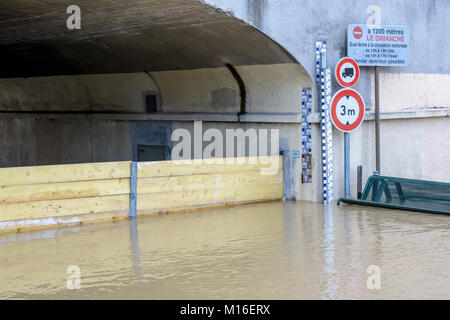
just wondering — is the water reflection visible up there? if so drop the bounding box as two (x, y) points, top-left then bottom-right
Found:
(320, 205), (339, 299)
(128, 218), (142, 280)
(0, 227), (80, 244)
(1, 201), (450, 299)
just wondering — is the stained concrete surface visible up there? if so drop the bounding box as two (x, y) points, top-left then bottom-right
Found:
(0, 0), (296, 78)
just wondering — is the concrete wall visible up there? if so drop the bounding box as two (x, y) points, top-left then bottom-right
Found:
(207, 0), (450, 111)
(374, 73), (450, 111)
(0, 73), (158, 112)
(0, 61), (309, 172)
(236, 64), (309, 113)
(206, 0), (450, 200)
(4, 1), (445, 114)
(0, 63), (310, 114)
(0, 117), (175, 167)
(0, 118), (92, 167)
(151, 67), (240, 113)
(328, 116), (450, 200)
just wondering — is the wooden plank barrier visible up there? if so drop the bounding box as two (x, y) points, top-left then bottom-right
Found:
(0, 156), (283, 233)
(0, 161), (132, 233)
(136, 156), (283, 215)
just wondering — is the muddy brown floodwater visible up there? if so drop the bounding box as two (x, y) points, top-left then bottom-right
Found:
(1, 201), (450, 299)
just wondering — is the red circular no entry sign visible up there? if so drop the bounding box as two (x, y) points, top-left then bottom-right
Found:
(335, 57), (360, 88)
(353, 26), (363, 39)
(330, 88), (365, 133)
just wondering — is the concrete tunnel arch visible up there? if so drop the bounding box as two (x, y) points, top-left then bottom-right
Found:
(0, 0), (313, 177)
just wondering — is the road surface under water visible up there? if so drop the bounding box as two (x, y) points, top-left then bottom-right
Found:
(1, 201), (450, 299)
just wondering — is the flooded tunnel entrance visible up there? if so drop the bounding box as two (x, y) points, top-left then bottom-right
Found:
(0, 0), (314, 202)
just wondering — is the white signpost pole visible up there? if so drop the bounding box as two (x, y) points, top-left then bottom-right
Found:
(344, 133), (350, 197)
(375, 66), (381, 174)
(334, 56), (361, 198)
(330, 86), (365, 200)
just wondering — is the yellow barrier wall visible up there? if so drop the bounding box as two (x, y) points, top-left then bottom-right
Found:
(136, 156), (284, 215)
(0, 156), (283, 233)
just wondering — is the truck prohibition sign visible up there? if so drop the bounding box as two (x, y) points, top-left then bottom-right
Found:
(335, 57), (360, 87)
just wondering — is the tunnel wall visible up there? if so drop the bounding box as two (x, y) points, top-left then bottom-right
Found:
(236, 64), (308, 113)
(0, 118), (177, 167)
(0, 63), (309, 114)
(151, 67), (240, 113)
(0, 73), (158, 113)
(0, 62), (313, 202)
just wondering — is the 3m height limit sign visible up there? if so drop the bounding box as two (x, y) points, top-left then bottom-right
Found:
(347, 24), (409, 66)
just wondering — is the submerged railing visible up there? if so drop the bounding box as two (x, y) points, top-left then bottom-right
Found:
(338, 175), (450, 215)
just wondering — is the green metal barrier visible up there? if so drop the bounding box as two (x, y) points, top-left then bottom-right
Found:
(337, 175), (450, 215)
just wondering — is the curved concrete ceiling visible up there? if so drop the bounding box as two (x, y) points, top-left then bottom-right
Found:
(0, 0), (297, 78)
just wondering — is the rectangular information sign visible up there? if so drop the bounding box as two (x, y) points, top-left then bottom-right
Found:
(347, 24), (409, 66)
